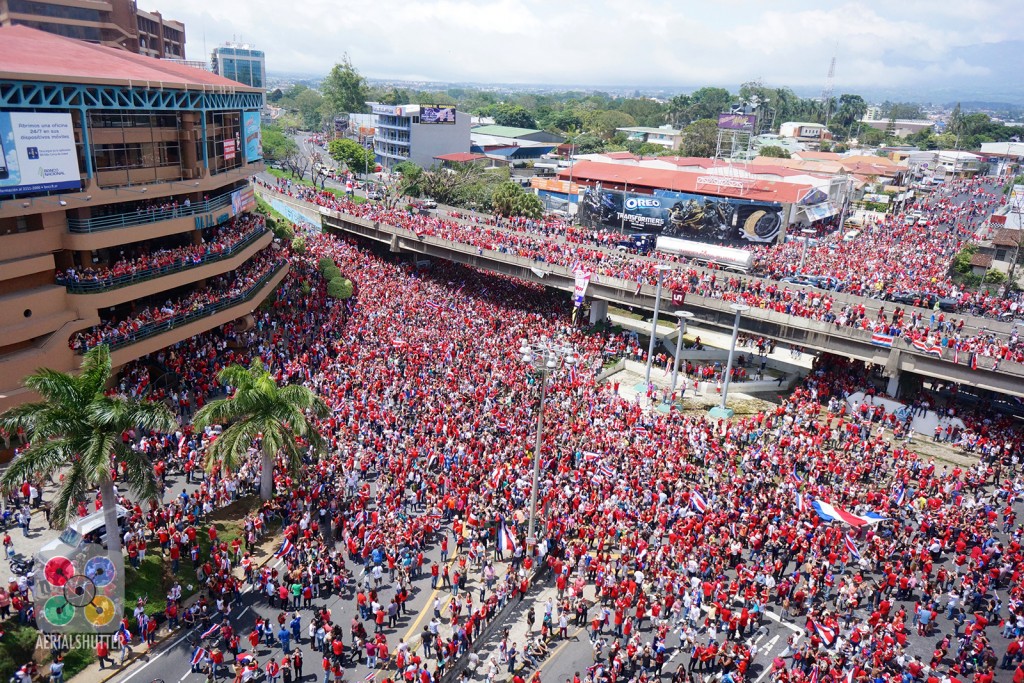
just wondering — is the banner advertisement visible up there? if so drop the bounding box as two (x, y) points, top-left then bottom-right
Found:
(573, 270), (591, 307)
(717, 113), (757, 131)
(419, 106), (456, 124)
(231, 187), (256, 215)
(242, 112), (262, 162)
(223, 138), (237, 161)
(578, 187), (785, 246)
(0, 112), (82, 196)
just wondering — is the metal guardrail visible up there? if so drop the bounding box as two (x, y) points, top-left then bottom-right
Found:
(58, 227), (268, 293)
(66, 189), (236, 233)
(265, 188), (1024, 375)
(74, 261), (287, 354)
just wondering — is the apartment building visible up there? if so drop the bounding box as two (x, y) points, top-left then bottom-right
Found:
(0, 25), (283, 411)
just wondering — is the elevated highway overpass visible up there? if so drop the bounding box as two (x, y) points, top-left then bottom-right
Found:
(256, 186), (1024, 399)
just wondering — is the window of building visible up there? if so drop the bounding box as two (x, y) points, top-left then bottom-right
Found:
(18, 20), (101, 42)
(9, 0), (102, 22)
(206, 111), (242, 174)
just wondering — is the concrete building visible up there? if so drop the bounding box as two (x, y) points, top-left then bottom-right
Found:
(779, 122), (832, 147)
(616, 126), (682, 150)
(371, 103), (471, 169)
(859, 118), (934, 138)
(0, 25), (278, 411)
(210, 43), (266, 90)
(0, 0), (186, 58)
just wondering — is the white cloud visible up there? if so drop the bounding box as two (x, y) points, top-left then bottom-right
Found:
(151, 0), (1022, 96)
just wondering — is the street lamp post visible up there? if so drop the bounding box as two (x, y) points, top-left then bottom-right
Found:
(709, 303), (750, 419)
(797, 228), (817, 272)
(519, 338), (576, 555)
(644, 264), (673, 386)
(670, 310), (696, 396)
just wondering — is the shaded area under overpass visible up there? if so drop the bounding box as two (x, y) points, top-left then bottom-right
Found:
(255, 188), (1024, 399)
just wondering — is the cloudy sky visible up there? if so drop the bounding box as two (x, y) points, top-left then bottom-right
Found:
(154, 0), (1024, 99)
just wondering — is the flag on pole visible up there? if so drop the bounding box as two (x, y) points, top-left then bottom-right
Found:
(191, 647), (209, 666)
(844, 534), (862, 560)
(497, 522), (519, 554)
(274, 539), (295, 558)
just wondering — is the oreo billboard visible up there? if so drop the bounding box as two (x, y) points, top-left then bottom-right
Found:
(578, 187), (784, 246)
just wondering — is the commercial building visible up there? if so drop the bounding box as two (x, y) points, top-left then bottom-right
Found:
(858, 117), (934, 138)
(371, 103), (471, 169)
(554, 159), (850, 242)
(779, 122), (832, 147)
(616, 126), (683, 150)
(210, 43), (266, 90)
(0, 0), (186, 58)
(0, 25), (281, 411)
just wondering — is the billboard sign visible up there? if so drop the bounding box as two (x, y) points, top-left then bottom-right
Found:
(223, 138), (237, 161)
(420, 106), (456, 125)
(371, 103), (399, 116)
(231, 187), (256, 215)
(717, 113), (757, 132)
(578, 187), (784, 246)
(799, 125), (822, 138)
(0, 112), (81, 196)
(242, 111), (262, 162)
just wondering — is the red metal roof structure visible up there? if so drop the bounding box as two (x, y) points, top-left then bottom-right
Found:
(0, 25), (256, 90)
(433, 153), (487, 163)
(557, 160), (814, 204)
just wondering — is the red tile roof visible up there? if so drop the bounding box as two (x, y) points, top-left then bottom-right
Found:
(0, 25), (255, 90)
(434, 153), (486, 162)
(557, 160), (814, 204)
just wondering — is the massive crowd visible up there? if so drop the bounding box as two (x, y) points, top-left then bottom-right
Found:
(5, 181), (1024, 683)
(58, 214), (267, 288)
(68, 247), (285, 352)
(255, 176), (1023, 372)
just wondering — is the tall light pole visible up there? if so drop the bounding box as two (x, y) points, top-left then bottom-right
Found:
(519, 337), (576, 555)
(709, 303), (750, 419)
(670, 310), (696, 396)
(797, 228), (817, 272)
(644, 264), (673, 386)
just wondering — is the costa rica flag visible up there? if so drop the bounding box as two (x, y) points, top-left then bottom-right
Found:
(690, 491), (708, 514)
(191, 647), (209, 666)
(274, 539), (295, 558)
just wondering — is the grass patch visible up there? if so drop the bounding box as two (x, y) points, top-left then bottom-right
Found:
(265, 168), (366, 203)
(124, 496), (260, 625)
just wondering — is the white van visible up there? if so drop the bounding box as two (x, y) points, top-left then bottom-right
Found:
(37, 505), (129, 558)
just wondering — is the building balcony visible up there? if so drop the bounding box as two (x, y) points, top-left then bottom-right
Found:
(73, 259), (287, 355)
(62, 228), (272, 308)
(67, 188), (235, 234)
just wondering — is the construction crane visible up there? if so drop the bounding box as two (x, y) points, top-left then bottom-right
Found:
(821, 56), (836, 129)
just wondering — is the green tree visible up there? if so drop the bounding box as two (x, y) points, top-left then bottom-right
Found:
(833, 94), (868, 135)
(294, 88), (325, 130)
(681, 118), (719, 157)
(321, 56), (369, 117)
(193, 361), (329, 501)
(543, 109), (584, 133)
(615, 98), (666, 127)
(491, 104), (537, 129)
(759, 145), (791, 158)
(0, 346), (176, 557)
(587, 110), (637, 139)
(491, 181), (543, 219)
(328, 138), (375, 176)
(262, 125), (299, 162)
(393, 161), (424, 198)
(327, 277), (354, 299)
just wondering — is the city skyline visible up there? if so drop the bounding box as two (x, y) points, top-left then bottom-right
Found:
(158, 0), (1024, 102)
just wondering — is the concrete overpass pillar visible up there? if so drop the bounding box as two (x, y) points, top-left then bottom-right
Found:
(589, 299), (608, 325)
(886, 371), (901, 398)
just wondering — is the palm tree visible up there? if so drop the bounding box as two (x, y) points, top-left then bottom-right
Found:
(0, 345), (177, 558)
(193, 361), (328, 500)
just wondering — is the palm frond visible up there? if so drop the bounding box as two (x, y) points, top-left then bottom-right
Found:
(78, 345), (113, 398)
(0, 438), (76, 489)
(49, 457), (91, 530)
(23, 368), (84, 409)
(113, 443), (158, 504)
